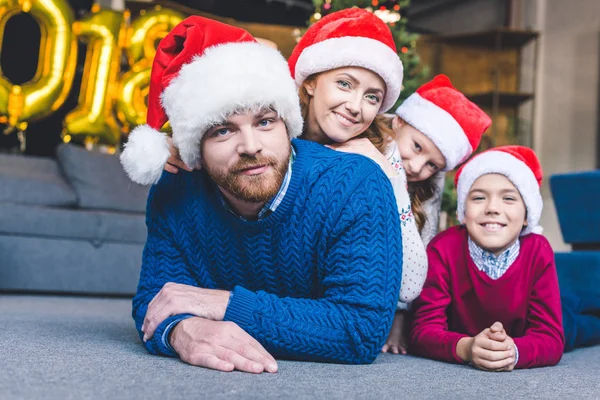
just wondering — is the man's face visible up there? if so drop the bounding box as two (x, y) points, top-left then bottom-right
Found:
(464, 173), (528, 256)
(201, 108), (291, 203)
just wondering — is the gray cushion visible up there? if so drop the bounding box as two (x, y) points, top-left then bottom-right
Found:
(0, 153), (77, 207)
(56, 144), (149, 213)
(0, 236), (142, 295)
(0, 202), (147, 244)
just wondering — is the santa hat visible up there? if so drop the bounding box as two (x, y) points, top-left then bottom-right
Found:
(120, 16), (303, 185)
(288, 8), (403, 113)
(454, 145), (544, 236)
(395, 75), (491, 171)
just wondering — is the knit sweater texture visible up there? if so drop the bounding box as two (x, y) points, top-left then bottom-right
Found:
(132, 139), (403, 364)
(410, 225), (564, 369)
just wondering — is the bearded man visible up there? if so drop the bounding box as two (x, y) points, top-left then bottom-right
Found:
(120, 16), (403, 373)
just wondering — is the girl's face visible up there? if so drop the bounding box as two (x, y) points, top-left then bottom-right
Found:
(392, 116), (446, 182)
(303, 67), (386, 144)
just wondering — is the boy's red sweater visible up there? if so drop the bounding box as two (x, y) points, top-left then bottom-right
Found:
(410, 225), (564, 369)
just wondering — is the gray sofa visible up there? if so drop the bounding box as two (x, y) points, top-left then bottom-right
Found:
(0, 144), (149, 295)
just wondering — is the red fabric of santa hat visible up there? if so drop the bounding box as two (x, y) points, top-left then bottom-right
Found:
(120, 16), (303, 185)
(395, 75), (491, 171)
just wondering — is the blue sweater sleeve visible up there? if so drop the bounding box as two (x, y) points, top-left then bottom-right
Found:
(223, 166), (404, 364)
(132, 180), (196, 357)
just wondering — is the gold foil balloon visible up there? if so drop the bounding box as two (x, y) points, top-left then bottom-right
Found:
(63, 7), (123, 145)
(116, 7), (184, 130)
(125, 7), (185, 66)
(0, 0), (76, 128)
(115, 62), (150, 130)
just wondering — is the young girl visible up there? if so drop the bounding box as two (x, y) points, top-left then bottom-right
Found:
(410, 146), (565, 370)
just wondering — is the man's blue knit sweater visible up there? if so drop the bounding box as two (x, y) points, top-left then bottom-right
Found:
(133, 139), (403, 364)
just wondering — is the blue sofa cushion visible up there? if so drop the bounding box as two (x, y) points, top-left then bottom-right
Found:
(555, 252), (600, 295)
(0, 153), (78, 207)
(56, 144), (149, 213)
(550, 171), (600, 244)
(0, 202), (147, 245)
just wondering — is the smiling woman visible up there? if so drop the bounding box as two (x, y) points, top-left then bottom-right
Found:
(300, 68), (387, 146)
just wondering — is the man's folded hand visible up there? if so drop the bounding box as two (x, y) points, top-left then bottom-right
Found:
(171, 317), (278, 374)
(142, 282), (230, 341)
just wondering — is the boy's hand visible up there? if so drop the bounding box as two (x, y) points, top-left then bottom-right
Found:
(382, 311), (408, 355)
(456, 322), (516, 371)
(488, 322), (517, 371)
(489, 321), (507, 342)
(471, 322), (516, 371)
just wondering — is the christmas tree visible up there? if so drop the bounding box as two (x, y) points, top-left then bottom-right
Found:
(311, 0), (428, 105)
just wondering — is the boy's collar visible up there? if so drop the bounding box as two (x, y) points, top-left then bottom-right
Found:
(467, 235), (520, 260)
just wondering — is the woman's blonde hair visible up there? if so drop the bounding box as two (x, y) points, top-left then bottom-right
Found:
(300, 74), (439, 233)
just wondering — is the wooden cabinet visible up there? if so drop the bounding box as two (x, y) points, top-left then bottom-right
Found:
(418, 28), (540, 151)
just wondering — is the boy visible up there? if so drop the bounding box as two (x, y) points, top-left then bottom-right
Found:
(410, 146), (564, 370)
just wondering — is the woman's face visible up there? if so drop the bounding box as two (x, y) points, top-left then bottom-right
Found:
(392, 116), (446, 182)
(303, 67), (386, 144)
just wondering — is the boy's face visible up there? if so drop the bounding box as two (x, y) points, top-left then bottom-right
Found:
(464, 173), (527, 256)
(392, 116), (446, 182)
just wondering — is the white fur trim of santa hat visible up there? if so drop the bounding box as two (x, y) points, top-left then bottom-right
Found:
(396, 92), (472, 171)
(456, 151), (543, 236)
(163, 42), (302, 172)
(120, 42), (303, 185)
(294, 36), (403, 112)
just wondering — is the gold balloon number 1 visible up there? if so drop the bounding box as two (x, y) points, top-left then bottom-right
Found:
(0, 1), (184, 146)
(64, 6), (123, 146)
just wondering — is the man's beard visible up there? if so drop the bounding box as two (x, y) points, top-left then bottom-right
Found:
(203, 147), (290, 203)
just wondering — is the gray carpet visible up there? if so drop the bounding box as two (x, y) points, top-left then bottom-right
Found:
(2, 295), (599, 400)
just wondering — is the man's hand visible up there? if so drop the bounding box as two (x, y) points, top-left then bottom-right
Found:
(171, 317), (278, 374)
(456, 322), (516, 372)
(142, 283), (230, 341)
(382, 311), (408, 355)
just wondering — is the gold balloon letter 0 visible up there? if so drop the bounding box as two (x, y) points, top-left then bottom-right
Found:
(116, 7), (184, 131)
(0, 0), (76, 128)
(64, 7), (123, 145)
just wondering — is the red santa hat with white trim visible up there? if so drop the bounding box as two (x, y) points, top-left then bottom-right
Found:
(288, 8), (404, 113)
(120, 16), (303, 185)
(395, 74), (491, 171)
(454, 145), (544, 236)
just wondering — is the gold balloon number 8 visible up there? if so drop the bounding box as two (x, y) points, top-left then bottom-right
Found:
(116, 7), (184, 132)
